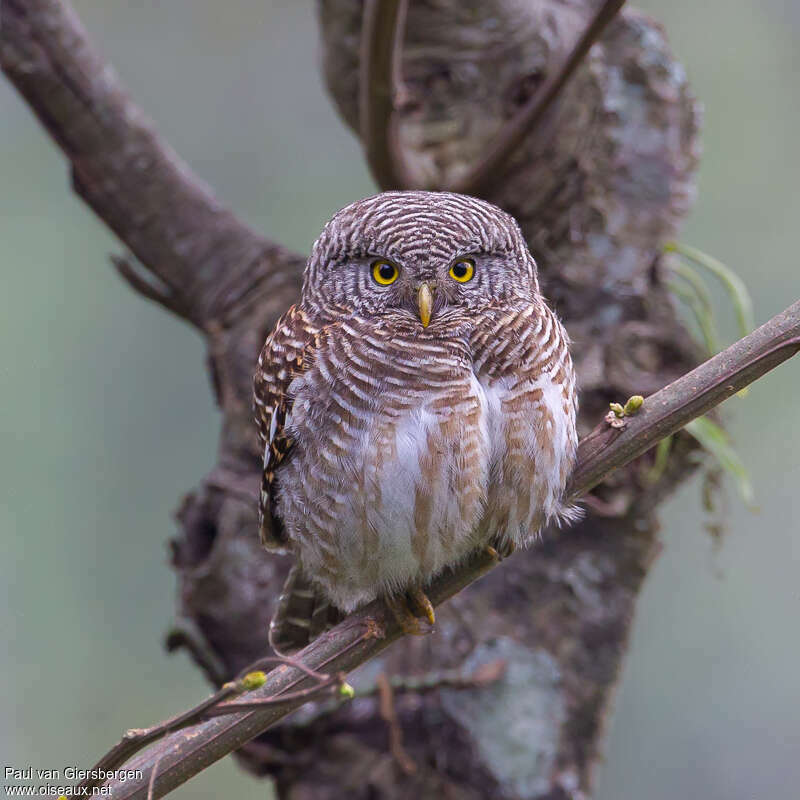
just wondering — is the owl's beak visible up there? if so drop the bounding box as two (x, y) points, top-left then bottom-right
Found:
(417, 282), (434, 328)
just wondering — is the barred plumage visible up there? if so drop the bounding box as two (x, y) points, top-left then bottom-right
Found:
(254, 191), (578, 652)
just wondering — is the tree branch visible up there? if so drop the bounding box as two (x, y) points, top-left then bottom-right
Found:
(452, 0), (626, 196)
(89, 297), (799, 800)
(0, 0), (303, 327)
(359, 0), (410, 189)
(73, 656), (346, 797)
(567, 298), (800, 499)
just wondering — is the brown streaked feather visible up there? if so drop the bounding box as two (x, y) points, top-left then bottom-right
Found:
(253, 305), (322, 549)
(471, 298), (579, 539)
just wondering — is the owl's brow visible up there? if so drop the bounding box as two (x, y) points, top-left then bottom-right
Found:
(448, 248), (522, 267)
(450, 248), (498, 259)
(326, 245), (517, 268)
(326, 253), (395, 267)
(323, 253), (374, 268)
(389, 247), (512, 260)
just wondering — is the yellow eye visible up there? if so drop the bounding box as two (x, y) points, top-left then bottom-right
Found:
(449, 258), (475, 283)
(371, 259), (399, 285)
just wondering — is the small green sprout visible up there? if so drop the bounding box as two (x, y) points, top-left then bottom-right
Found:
(609, 395), (644, 421)
(240, 670), (267, 691)
(609, 402), (625, 418)
(338, 682), (355, 700)
(623, 395), (643, 415)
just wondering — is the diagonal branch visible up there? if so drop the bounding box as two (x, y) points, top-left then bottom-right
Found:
(0, 0), (303, 328)
(567, 298), (800, 499)
(359, 0), (410, 189)
(75, 656), (349, 798)
(453, 0), (626, 196)
(90, 297), (799, 800)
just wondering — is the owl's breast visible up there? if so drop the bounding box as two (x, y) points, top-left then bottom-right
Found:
(275, 326), (491, 611)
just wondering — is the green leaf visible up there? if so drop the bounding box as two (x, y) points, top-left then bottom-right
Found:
(684, 417), (755, 508)
(665, 257), (720, 355)
(646, 434), (673, 484)
(665, 241), (755, 337)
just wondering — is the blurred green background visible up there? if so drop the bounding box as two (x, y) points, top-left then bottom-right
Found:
(1, 1), (797, 797)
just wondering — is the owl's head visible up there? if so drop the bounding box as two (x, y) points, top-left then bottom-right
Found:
(302, 191), (540, 328)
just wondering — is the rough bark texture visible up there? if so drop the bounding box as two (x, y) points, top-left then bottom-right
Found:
(2, 1), (704, 798)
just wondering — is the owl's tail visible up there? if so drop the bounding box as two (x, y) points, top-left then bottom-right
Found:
(269, 563), (343, 655)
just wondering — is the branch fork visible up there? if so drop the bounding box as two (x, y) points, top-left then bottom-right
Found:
(360, 0), (627, 192)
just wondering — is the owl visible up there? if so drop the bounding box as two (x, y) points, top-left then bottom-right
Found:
(254, 191), (578, 654)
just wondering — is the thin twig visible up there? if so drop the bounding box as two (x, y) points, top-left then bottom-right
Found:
(72, 656), (339, 797)
(90, 297), (799, 800)
(111, 255), (187, 319)
(146, 752), (165, 800)
(359, 659), (508, 699)
(234, 654), (330, 683)
(377, 673), (416, 775)
(73, 681), (242, 797)
(453, 0), (626, 196)
(163, 619), (229, 687)
(253, 659), (510, 731)
(297, 659), (509, 722)
(205, 674), (346, 716)
(359, 0), (410, 188)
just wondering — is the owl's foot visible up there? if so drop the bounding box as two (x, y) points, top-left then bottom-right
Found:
(485, 536), (516, 561)
(386, 587), (435, 636)
(407, 585), (436, 626)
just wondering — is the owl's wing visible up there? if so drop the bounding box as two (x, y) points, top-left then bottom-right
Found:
(253, 305), (320, 551)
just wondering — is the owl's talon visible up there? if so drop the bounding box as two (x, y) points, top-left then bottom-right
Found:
(386, 589), (435, 636)
(487, 538), (515, 560)
(385, 595), (425, 636)
(501, 540), (516, 559)
(407, 585), (435, 626)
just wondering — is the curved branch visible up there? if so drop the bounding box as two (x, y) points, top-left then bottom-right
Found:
(0, 0), (303, 327)
(359, 0), (409, 189)
(90, 296), (800, 799)
(452, 0), (626, 196)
